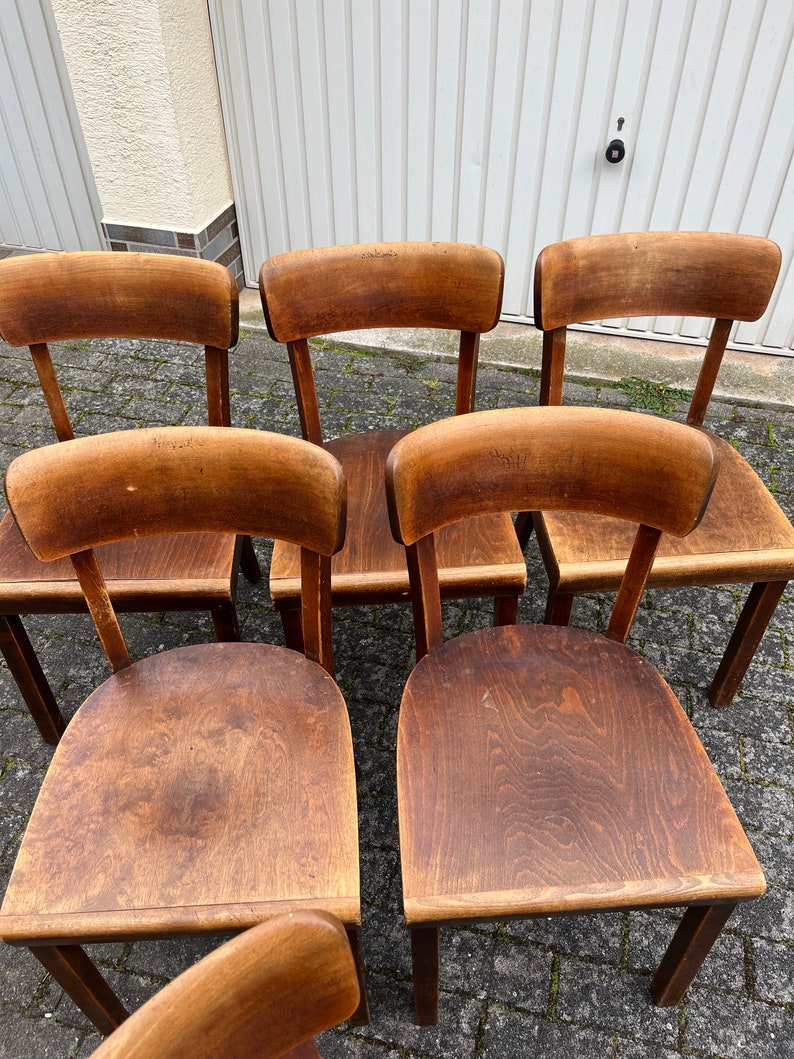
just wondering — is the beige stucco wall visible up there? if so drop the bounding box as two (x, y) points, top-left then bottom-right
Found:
(50, 0), (233, 232)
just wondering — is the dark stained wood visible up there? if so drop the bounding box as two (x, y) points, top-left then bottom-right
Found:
(386, 406), (763, 1021)
(0, 251), (261, 742)
(89, 912), (360, 1058)
(0, 616), (65, 743)
(651, 903), (737, 1006)
(34, 945), (129, 1035)
(410, 928), (440, 1026)
(259, 242), (526, 644)
(529, 231), (787, 706)
(709, 580), (788, 706)
(0, 427), (366, 1032)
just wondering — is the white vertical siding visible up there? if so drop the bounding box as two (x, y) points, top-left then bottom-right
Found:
(210, 0), (794, 354)
(0, 0), (102, 252)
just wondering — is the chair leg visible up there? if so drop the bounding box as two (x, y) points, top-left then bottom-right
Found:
(278, 603), (305, 653)
(708, 580), (787, 707)
(345, 927), (371, 1026)
(514, 511), (534, 551)
(210, 602), (240, 642)
(410, 926), (440, 1025)
(0, 615), (66, 744)
(494, 595), (519, 626)
(544, 589), (574, 626)
(239, 534), (263, 584)
(651, 903), (736, 1006)
(32, 944), (129, 1035)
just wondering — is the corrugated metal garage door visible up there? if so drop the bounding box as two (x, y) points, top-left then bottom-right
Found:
(209, 0), (794, 354)
(0, 0), (102, 253)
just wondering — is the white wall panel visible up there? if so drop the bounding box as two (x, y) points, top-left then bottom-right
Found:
(0, 0), (102, 252)
(209, 0), (794, 354)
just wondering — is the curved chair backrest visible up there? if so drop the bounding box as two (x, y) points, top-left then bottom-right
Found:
(4, 426), (346, 672)
(259, 242), (504, 444)
(260, 241), (503, 342)
(386, 406), (718, 653)
(90, 911), (360, 1059)
(0, 251), (238, 348)
(534, 231), (780, 330)
(533, 231), (781, 421)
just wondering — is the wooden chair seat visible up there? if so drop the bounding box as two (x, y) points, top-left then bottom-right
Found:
(399, 623), (764, 927)
(1, 641), (359, 942)
(271, 430), (525, 607)
(536, 435), (794, 590)
(0, 512), (240, 610)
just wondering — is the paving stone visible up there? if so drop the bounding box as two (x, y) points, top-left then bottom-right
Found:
(0, 1011), (83, 1058)
(752, 937), (794, 1004)
(1, 331), (793, 1056)
(684, 989), (793, 1058)
(480, 1005), (615, 1057)
(556, 957), (680, 1047)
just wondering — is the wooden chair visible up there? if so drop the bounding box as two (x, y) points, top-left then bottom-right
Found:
(259, 241), (527, 648)
(386, 406), (765, 1024)
(0, 425), (368, 1033)
(90, 911), (360, 1059)
(520, 230), (787, 706)
(0, 251), (261, 743)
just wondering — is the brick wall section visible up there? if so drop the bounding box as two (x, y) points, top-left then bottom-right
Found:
(101, 203), (244, 287)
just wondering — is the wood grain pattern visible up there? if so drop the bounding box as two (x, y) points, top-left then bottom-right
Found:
(90, 912), (360, 1059)
(0, 643), (359, 940)
(387, 405), (760, 1019)
(0, 426), (366, 1031)
(398, 625), (764, 924)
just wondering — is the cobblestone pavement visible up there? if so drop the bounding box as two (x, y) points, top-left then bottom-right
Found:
(0, 328), (791, 1058)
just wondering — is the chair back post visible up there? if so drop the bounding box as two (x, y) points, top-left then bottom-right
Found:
(70, 551), (133, 671)
(405, 537), (444, 661)
(454, 332), (480, 416)
(300, 550), (335, 673)
(288, 339), (324, 445)
(29, 343), (75, 441)
(204, 347), (232, 427)
(686, 318), (733, 426)
(604, 524), (663, 643)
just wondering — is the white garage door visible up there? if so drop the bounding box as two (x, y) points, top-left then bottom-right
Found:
(0, 0), (102, 253)
(209, 0), (794, 354)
